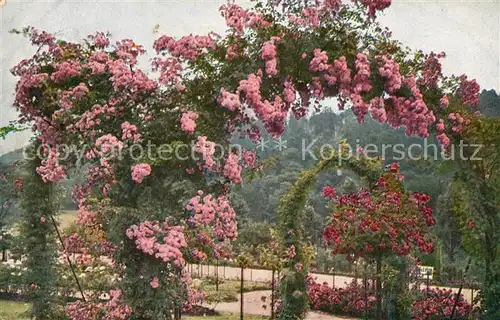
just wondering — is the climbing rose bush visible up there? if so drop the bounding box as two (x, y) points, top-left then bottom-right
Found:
(323, 163), (436, 260)
(9, 24), (244, 318)
(125, 219), (187, 266)
(186, 191), (238, 242)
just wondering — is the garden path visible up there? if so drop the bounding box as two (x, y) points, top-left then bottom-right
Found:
(204, 290), (360, 320)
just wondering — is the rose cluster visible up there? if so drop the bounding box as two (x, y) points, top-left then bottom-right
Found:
(307, 277), (376, 316)
(323, 163), (435, 259)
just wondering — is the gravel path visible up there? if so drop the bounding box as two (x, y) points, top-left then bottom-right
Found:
(203, 290), (360, 320)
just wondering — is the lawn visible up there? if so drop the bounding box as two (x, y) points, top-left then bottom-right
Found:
(0, 300), (30, 320)
(8, 210), (77, 236)
(195, 279), (271, 304)
(57, 210), (78, 231)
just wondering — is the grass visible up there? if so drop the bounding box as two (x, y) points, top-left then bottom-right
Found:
(57, 210), (78, 231)
(197, 279), (272, 304)
(0, 300), (30, 320)
(0, 300), (266, 320)
(8, 210), (77, 236)
(201, 279), (271, 293)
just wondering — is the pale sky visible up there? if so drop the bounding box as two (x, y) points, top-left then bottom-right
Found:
(0, 0), (498, 155)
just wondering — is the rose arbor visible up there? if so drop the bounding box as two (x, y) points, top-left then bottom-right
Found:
(7, 0), (489, 318)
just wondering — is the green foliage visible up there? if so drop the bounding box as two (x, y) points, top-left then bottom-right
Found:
(382, 256), (413, 319)
(276, 142), (381, 320)
(258, 228), (286, 271)
(0, 123), (25, 140)
(233, 221), (273, 259)
(0, 299), (31, 320)
(313, 247), (351, 274)
(204, 290), (239, 304)
(278, 268), (308, 320)
(18, 142), (59, 319)
(477, 89), (500, 118)
(277, 162), (318, 320)
(434, 185), (464, 268)
(0, 263), (28, 295)
(452, 116), (500, 318)
(235, 252), (254, 268)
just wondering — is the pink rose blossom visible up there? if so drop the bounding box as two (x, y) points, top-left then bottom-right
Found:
(218, 88), (241, 111)
(121, 121), (141, 142)
(180, 111), (199, 135)
(223, 153), (242, 184)
(131, 163), (152, 183)
(36, 146), (67, 183)
(150, 276), (159, 289)
(194, 136), (216, 170)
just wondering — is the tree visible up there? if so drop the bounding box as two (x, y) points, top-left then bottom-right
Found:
(450, 116), (500, 318)
(233, 220), (273, 259)
(435, 185), (463, 265)
(322, 163), (435, 319)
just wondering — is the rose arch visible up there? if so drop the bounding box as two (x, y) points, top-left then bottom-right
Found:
(4, 0), (495, 319)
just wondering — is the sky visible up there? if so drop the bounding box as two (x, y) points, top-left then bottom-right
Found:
(0, 0), (498, 155)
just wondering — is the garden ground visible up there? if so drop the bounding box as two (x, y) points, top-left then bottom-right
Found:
(204, 290), (360, 320)
(189, 264), (475, 304)
(0, 298), (358, 320)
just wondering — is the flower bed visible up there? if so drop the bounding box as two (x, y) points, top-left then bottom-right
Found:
(307, 277), (474, 319)
(410, 288), (473, 320)
(307, 277), (376, 317)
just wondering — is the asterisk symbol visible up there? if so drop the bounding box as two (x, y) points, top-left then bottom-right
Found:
(273, 137), (287, 151)
(256, 139), (270, 152)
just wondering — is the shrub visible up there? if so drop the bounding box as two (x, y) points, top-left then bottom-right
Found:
(0, 262), (27, 295)
(204, 290), (238, 304)
(410, 288), (473, 320)
(307, 276), (376, 317)
(307, 277), (475, 319)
